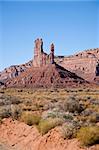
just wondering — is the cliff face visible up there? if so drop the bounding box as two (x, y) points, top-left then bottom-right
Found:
(56, 48), (99, 82)
(0, 48), (99, 86)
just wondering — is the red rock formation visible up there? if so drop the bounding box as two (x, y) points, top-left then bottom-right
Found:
(57, 48), (99, 82)
(33, 38), (55, 67)
(0, 60), (32, 84)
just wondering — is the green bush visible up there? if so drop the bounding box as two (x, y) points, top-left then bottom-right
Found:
(77, 126), (99, 146)
(37, 118), (62, 135)
(21, 111), (41, 126)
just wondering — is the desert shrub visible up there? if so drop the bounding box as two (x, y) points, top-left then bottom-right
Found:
(21, 111), (41, 126)
(89, 99), (99, 105)
(0, 105), (11, 118)
(81, 108), (93, 116)
(61, 121), (80, 139)
(42, 109), (73, 122)
(37, 118), (62, 135)
(11, 104), (22, 120)
(82, 109), (99, 123)
(63, 96), (84, 113)
(0, 95), (11, 105)
(63, 113), (73, 120)
(10, 96), (21, 105)
(0, 94), (21, 105)
(77, 126), (99, 146)
(61, 124), (74, 139)
(0, 99), (4, 106)
(88, 113), (99, 123)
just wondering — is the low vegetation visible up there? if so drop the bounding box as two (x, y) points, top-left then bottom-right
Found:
(61, 121), (80, 139)
(77, 126), (99, 146)
(0, 87), (99, 147)
(63, 96), (84, 113)
(20, 111), (41, 126)
(37, 118), (62, 135)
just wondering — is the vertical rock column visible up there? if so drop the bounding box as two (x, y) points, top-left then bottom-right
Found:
(50, 43), (54, 64)
(33, 38), (43, 67)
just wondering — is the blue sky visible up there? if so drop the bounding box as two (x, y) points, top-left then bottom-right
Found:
(0, 0), (99, 71)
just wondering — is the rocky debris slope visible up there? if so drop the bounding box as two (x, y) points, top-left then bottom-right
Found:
(0, 118), (99, 150)
(57, 48), (99, 82)
(6, 63), (87, 88)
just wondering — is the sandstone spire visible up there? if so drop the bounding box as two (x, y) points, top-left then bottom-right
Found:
(33, 38), (55, 67)
(50, 43), (54, 64)
(33, 38), (43, 67)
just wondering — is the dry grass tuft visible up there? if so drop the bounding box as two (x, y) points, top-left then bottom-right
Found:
(77, 126), (99, 146)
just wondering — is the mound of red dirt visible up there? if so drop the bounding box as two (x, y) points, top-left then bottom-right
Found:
(0, 118), (98, 150)
(6, 63), (87, 88)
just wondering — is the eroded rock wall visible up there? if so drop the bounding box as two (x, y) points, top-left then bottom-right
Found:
(57, 48), (99, 81)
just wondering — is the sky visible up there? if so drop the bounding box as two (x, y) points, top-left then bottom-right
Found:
(0, 0), (99, 71)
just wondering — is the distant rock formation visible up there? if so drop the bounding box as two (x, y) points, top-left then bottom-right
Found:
(57, 48), (99, 82)
(0, 37), (99, 86)
(33, 38), (54, 67)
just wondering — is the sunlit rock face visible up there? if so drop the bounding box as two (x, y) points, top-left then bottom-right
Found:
(0, 60), (33, 83)
(57, 48), (99, 82)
